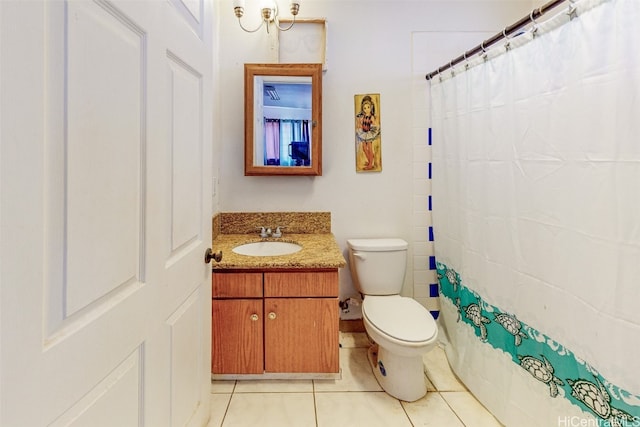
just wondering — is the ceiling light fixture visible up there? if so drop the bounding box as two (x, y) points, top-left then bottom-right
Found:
(264, 85), (280, 100)
(233, 0), (301, 34)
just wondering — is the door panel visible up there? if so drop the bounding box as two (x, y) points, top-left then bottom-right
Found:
(168, 53), (203, 257)
(170, 0), (204, 38)
(0, 1), (214, 426)
(168, 288), (205, 427)
(65, 0), (145, 318)
(49, 348), (143, 427)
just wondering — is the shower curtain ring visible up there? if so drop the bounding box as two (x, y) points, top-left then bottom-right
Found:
(567, 0), (578, 20)
(502, 28), (511, 51)
(449, 60), (455, 76)
(463, 52), (470, 69)
(480, 41), (488, 61)
(529, 10), (539, 37)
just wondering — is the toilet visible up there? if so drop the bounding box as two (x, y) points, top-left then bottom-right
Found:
(347, 238), (438, 402)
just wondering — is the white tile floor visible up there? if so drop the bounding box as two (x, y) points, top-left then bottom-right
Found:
(208, 332), (503, 427)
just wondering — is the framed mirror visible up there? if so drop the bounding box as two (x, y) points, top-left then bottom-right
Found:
(244, 63), (322, 176)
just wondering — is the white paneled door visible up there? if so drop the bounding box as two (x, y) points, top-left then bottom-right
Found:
(1, 1), (213, 426)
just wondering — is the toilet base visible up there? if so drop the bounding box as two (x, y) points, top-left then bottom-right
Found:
(367, 344), (427, 402)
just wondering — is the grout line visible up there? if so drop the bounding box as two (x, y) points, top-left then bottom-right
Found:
(233, 390), (315, 394)
(219, 381), (237, 426)
(217, 381), (238, 426)
(312, 380), (319, 427)
(438, 391), (467, 427)
(399, 401), (417, 427)
(218, 390), (234, 427)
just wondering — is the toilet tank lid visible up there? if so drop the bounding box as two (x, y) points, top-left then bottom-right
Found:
(347, 238), (408, 251)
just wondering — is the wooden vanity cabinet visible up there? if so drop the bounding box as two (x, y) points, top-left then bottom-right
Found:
(211, 272), (263, 374)
(211, 270), (339, 375)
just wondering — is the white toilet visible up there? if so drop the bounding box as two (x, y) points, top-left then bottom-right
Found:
(347, 238), (438, 402)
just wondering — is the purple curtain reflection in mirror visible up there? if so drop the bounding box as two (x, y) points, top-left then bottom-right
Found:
(264, 118), (310, 166)
(264, 118), (280, 165)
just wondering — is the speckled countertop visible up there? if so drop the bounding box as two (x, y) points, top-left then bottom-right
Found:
(212, 233), (346, 270)
(211, 212), (346, 270)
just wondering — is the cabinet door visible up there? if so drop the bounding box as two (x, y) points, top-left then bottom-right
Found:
(212, 299), (263, 374)
(264, 298), (339, 373)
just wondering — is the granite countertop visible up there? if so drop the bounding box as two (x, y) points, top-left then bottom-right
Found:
(212, 233), (347, 270)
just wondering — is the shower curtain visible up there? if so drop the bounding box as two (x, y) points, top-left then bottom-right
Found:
(265, 119), (280, 164)
(430, 0), (640, 425)
(263, 118), (310, 166)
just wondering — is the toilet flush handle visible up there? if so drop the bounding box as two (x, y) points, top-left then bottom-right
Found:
(352, 252), (367, 260)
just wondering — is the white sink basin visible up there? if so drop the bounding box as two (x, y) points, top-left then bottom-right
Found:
(232, 241), (302, 257)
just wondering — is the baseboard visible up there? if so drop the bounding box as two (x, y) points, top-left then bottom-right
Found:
(339, 319), (365, 332)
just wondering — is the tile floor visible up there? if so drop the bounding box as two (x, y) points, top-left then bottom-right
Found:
(208, 332), (503, 427)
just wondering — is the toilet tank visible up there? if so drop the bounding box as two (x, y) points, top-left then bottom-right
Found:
(347, 238), (408, 296)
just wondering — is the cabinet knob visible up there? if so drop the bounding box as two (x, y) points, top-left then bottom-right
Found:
(250, 314), (259, 321)
(268, 312), (277, 320)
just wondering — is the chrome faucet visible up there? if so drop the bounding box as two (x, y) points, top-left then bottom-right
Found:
(257, 227), (270, 238)
(272, 226), (284, 238)
(257, 226), (284, 238)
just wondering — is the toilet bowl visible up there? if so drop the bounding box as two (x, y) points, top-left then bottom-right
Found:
(363, 295), (438, 357)
(363, 295), (438, 402)
(347, 238), (439, 402)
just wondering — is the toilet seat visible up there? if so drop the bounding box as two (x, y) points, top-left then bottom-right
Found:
(363, 295), (437, 343)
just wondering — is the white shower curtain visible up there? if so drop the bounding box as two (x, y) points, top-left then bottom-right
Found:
(430, 0), (640, 425)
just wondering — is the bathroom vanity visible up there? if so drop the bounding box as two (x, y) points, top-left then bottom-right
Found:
(212, 270), (339, 376)
(210, 212), (346, 379)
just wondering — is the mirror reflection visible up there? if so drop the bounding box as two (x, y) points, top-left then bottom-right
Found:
(244, 63), (322, 176)
(255, 77), (312, 167)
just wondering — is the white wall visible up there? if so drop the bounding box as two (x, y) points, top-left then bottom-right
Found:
(213, 0), (534, 311)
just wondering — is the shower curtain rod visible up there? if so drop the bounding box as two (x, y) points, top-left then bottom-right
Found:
(425, 0), (570, 80)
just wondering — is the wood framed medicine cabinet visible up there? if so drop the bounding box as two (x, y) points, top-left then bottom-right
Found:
(244, 63), (322, 176)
